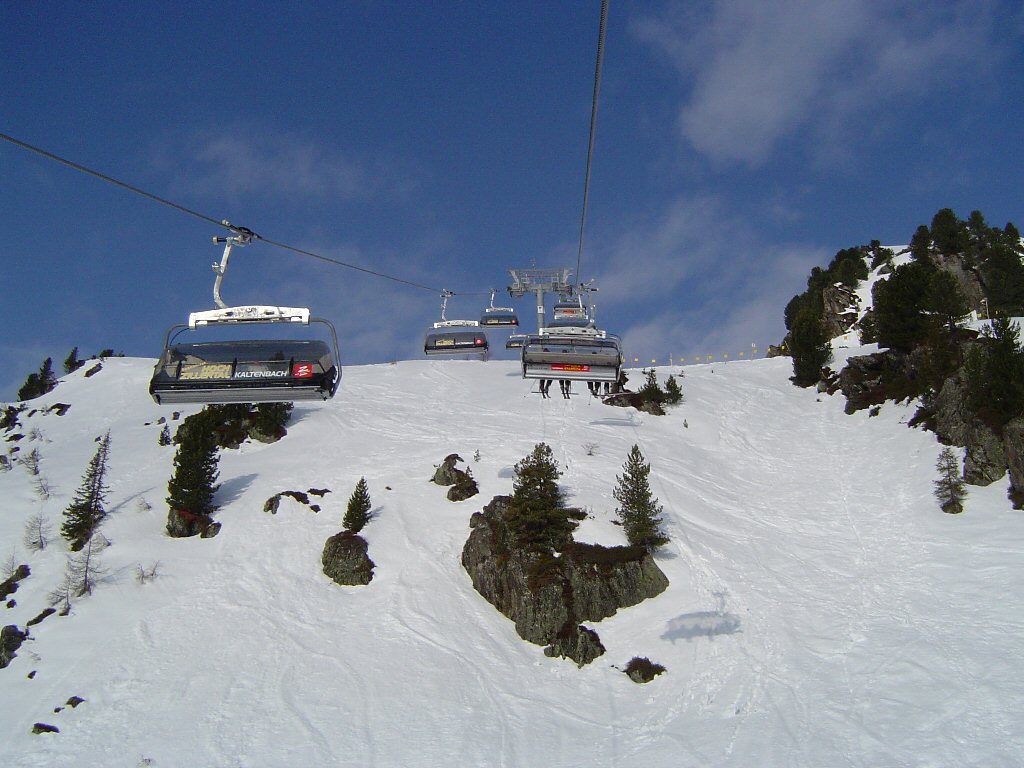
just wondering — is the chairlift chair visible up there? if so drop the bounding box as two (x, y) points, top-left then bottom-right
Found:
(521, 325), (623, 383)
(552, 297), (589, 323)
(423, 291), (489, 358)
(479, 289), (519, 327)
(505, 334), (528, 350)
(149, 226), (341, 405)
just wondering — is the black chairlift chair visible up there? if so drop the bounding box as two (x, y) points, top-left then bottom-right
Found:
(424, 291), (489, 358)
(479, 289), (519, 327)
(505, 334), (528, 350)
(149, 226), (341, 405)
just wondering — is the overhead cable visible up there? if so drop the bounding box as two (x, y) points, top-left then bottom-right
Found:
(0, 131), (450, 294)
(574, 0), (609, 290)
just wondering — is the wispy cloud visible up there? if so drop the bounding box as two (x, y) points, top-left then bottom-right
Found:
(152, 126), (418, 204)
(590, 194), (824, 360)
(634, 0), (1008, 167)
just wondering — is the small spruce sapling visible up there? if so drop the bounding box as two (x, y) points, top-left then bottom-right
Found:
(664, 375), (683, 405)
(505, 443), (575, 552)
(63, 347), (84, 374)
(344, 478), (372, 533)
(166, 414), (221, 518)
(613, 444), (669, 551)
(61, 431), (112, 551)
(639, 369), (666, 406)
(934, 447), (967, 514)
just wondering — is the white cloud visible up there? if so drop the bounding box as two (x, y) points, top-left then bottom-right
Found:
(153, 126), (417, 204)
(634, 0), (1007, 167)
(588, 193), (824, 362)
(593, 195), (738, 302)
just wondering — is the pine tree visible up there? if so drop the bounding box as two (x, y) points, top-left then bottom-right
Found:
(664, 375), (683, 405)
(17, 357), (58, 401)
(981, 242), (1024, 316)
(930, 208), (968, 256)
(934, 447), (966, 514)
(613, 445), (669, 551)
(158, 425), (172, 446)
(166, 416), (220, 518)
(343, 478), (372, 532)
(639, 369), (666, 406)
(251, 402), (293, 440)
(505, 442), (575, 552)
(909, 224), (933, 263)
(61, 431), (112, 551)
(63, 346), (84, 374)
(963, 314), (1024, 426)
(925, 270), (970, 333)
(873, 261), (934, 352)
(789, 307), (832, 386)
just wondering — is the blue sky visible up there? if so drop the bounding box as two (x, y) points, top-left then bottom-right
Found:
(3, 1), (1023, 400)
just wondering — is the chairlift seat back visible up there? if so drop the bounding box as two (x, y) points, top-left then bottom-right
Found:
(424, 330), (489, 356)
(480, 308), (519, 327)
(150, 338), (339, 404)
(521, 334), (622, 383)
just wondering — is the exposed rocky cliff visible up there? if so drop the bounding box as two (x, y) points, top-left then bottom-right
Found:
(461, 496), (669, 666)
(837, 344), (1024, 504)
(821, 282), (860, 338)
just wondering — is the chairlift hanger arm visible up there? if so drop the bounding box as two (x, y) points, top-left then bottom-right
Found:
(208, 221), (263, 310)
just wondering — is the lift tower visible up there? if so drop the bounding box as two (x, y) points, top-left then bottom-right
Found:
(507, 268), (574, 332)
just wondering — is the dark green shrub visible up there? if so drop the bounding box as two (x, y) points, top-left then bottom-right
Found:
(624, 656), (666, 683)
(504, 443), (575, 552)
(18, 358), (57, 401)
(167, 417), (220, 518)
(61, 432), (111, 551)
(789, 307), (832, 387)
(613, 445), (668, 551)
(963, 315), (1024, 428)
(343, 478), (372, 532)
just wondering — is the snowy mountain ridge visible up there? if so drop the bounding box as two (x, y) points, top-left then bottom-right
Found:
(2, 355), (1023, 767)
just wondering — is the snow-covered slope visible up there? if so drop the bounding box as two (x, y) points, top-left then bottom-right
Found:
(2, 357), (1023, 767)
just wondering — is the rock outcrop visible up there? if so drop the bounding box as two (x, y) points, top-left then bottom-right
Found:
(963, 421), (1008, 486)
(1004, 418), (1024, 508)
(1, 624), (27, 669)
(0, 564), (29, 601)
(820, 282), (860, 338)
(322, 531), (375, 586)
(166, 509), (220, 539)
(461, 496), (669, 666)
(264, 488), (329, 514)
(838, 343), (1024, 502)
(431, 454), (479, 501)
(837, 349), (925, 414)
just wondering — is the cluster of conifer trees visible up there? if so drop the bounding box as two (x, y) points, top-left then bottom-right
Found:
(785, 208), (1024, 390)
(504, 441), (669, 554)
